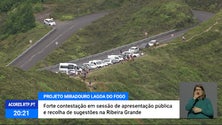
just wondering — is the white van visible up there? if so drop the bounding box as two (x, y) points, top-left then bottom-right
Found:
(59, 63), (78, 75)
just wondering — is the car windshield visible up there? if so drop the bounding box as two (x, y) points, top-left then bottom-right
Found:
(123, 52), (130, 54)
(48, 20), (54, 22)
(130, 47), (137, 50)
(45, 19), (54, 22)
(103, 59), (110, 62)
(89, 63), (96, 66)
(67, 65), (76, 69)
(150, 40), (156, 43)
(96, 61), (102, 65)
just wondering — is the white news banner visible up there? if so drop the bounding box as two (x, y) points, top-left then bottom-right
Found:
(38, 100), (180, 119)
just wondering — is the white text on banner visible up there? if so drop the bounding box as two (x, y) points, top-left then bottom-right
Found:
(38, 100), (180, 119)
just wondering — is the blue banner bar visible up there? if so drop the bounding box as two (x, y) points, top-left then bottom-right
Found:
(38, 92), (128, 100)
(5, 100), (38, 109)
(5, 109), (38, 119)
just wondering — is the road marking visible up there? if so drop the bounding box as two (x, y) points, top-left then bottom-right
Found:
(20, 54), (37, 67)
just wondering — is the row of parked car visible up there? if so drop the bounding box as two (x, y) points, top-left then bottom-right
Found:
(58, 39), (160, 75)
(58, 46), (142, 75)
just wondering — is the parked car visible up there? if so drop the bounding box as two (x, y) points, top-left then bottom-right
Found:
(107, 55), (124, 62)
(146, 40), (159, 47)
(44, 18), (56, 26)
(132, 53), (140, 57)
(89, 60), (105, 68)
(122, 51), (132, 58)
(103, 59), (113, 66)
(129, 46), (139, 53)
(82, 63), (97, 70)
(76, 65), (83, 74)
(59, 63), (78, 75)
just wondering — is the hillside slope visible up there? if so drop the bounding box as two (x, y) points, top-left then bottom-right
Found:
(85, 9), (222, 124)
(36, 0), (194, 68)
(1, 0), (222, 125)
(0, 66), (89, 124)
(1, 9), (221, 125)
(1, 7), (221, 125)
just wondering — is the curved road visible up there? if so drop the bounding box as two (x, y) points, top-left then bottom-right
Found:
(9, 10), (214, 72)
(9, 12), (108, 70)
(42, 10), (214, 73)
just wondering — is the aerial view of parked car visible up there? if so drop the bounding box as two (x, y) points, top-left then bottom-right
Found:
(59, 63), (78, 75)
(59, 45), (145, 75)
(103, 58), (113, 66)
(89, 60), (105, 68)
(82, 63), (97, 70)
(146, 40), (159, 47)
(44, 18), (56, 26)
(128, 46), (139, 53)
(108, 55), (124, 62)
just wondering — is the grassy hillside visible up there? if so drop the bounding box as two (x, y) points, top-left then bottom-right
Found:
(85, 9), (222, 124)
(1, 8), (221, 125)
(184, 0), (222, 12)
(0, 0), (123, 65)
(1, 0), (222, 124)
(0, 66), (88, 124)
(36, 0), (194, 68)
(48, 0), (127, 20)
(0, 23), (50, 65)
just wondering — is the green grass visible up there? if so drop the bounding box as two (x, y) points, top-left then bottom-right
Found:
(184, 0), (222, 12)
(50, 0), (126, 20)
(35, 0), (194, 68)
(0, 66), (88, 124)
(85, 9), (222, 124)
(0, 23), (51, 65)
(1, 0), (222, 124)
(1, 9), (221, 123)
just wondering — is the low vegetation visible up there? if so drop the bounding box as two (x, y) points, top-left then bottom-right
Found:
(184, 0), (222, 12)
(0, 0), (221, 124)
(1, 8), (221, 125)
(36, 0), (194, 68)
(49, 0), (127, 20)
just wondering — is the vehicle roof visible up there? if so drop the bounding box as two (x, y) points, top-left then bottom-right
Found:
(59, 63), (77, 66)
(149, 40), (157, 42)
(122, 51), (131, 54)
(44, 18), (54, 21)
(130, 46), (138, 49)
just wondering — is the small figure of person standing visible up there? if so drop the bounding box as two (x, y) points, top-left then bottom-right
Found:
(182, 36), (186, 41)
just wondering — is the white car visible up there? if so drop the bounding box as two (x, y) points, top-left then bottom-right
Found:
(44, 18), (56, 26)
(103, 59), (113, 66)
(89, 60), (105, 68)
(129, 46), (139, 53)
(147, 40), (159, 47)
(108, 55), (124, 62)
(132, 53), (140, 57)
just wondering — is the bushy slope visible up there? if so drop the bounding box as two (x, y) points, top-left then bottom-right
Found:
(85, 9), (222, 124)
(36, 0), (194, 68)
(0, 0), (123, 65)
(184, 0), (222, 12)
(0, 66), (88, 124)
(1, 8), (220, 125)
(1, 0), (222, 124)
(0, 23), (50, 65)
(49, 0), (127, 20)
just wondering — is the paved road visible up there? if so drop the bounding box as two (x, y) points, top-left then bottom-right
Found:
(9, 10), (214, 72)
(42, 10), (214, 73)
(9, 12), (108, 70)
